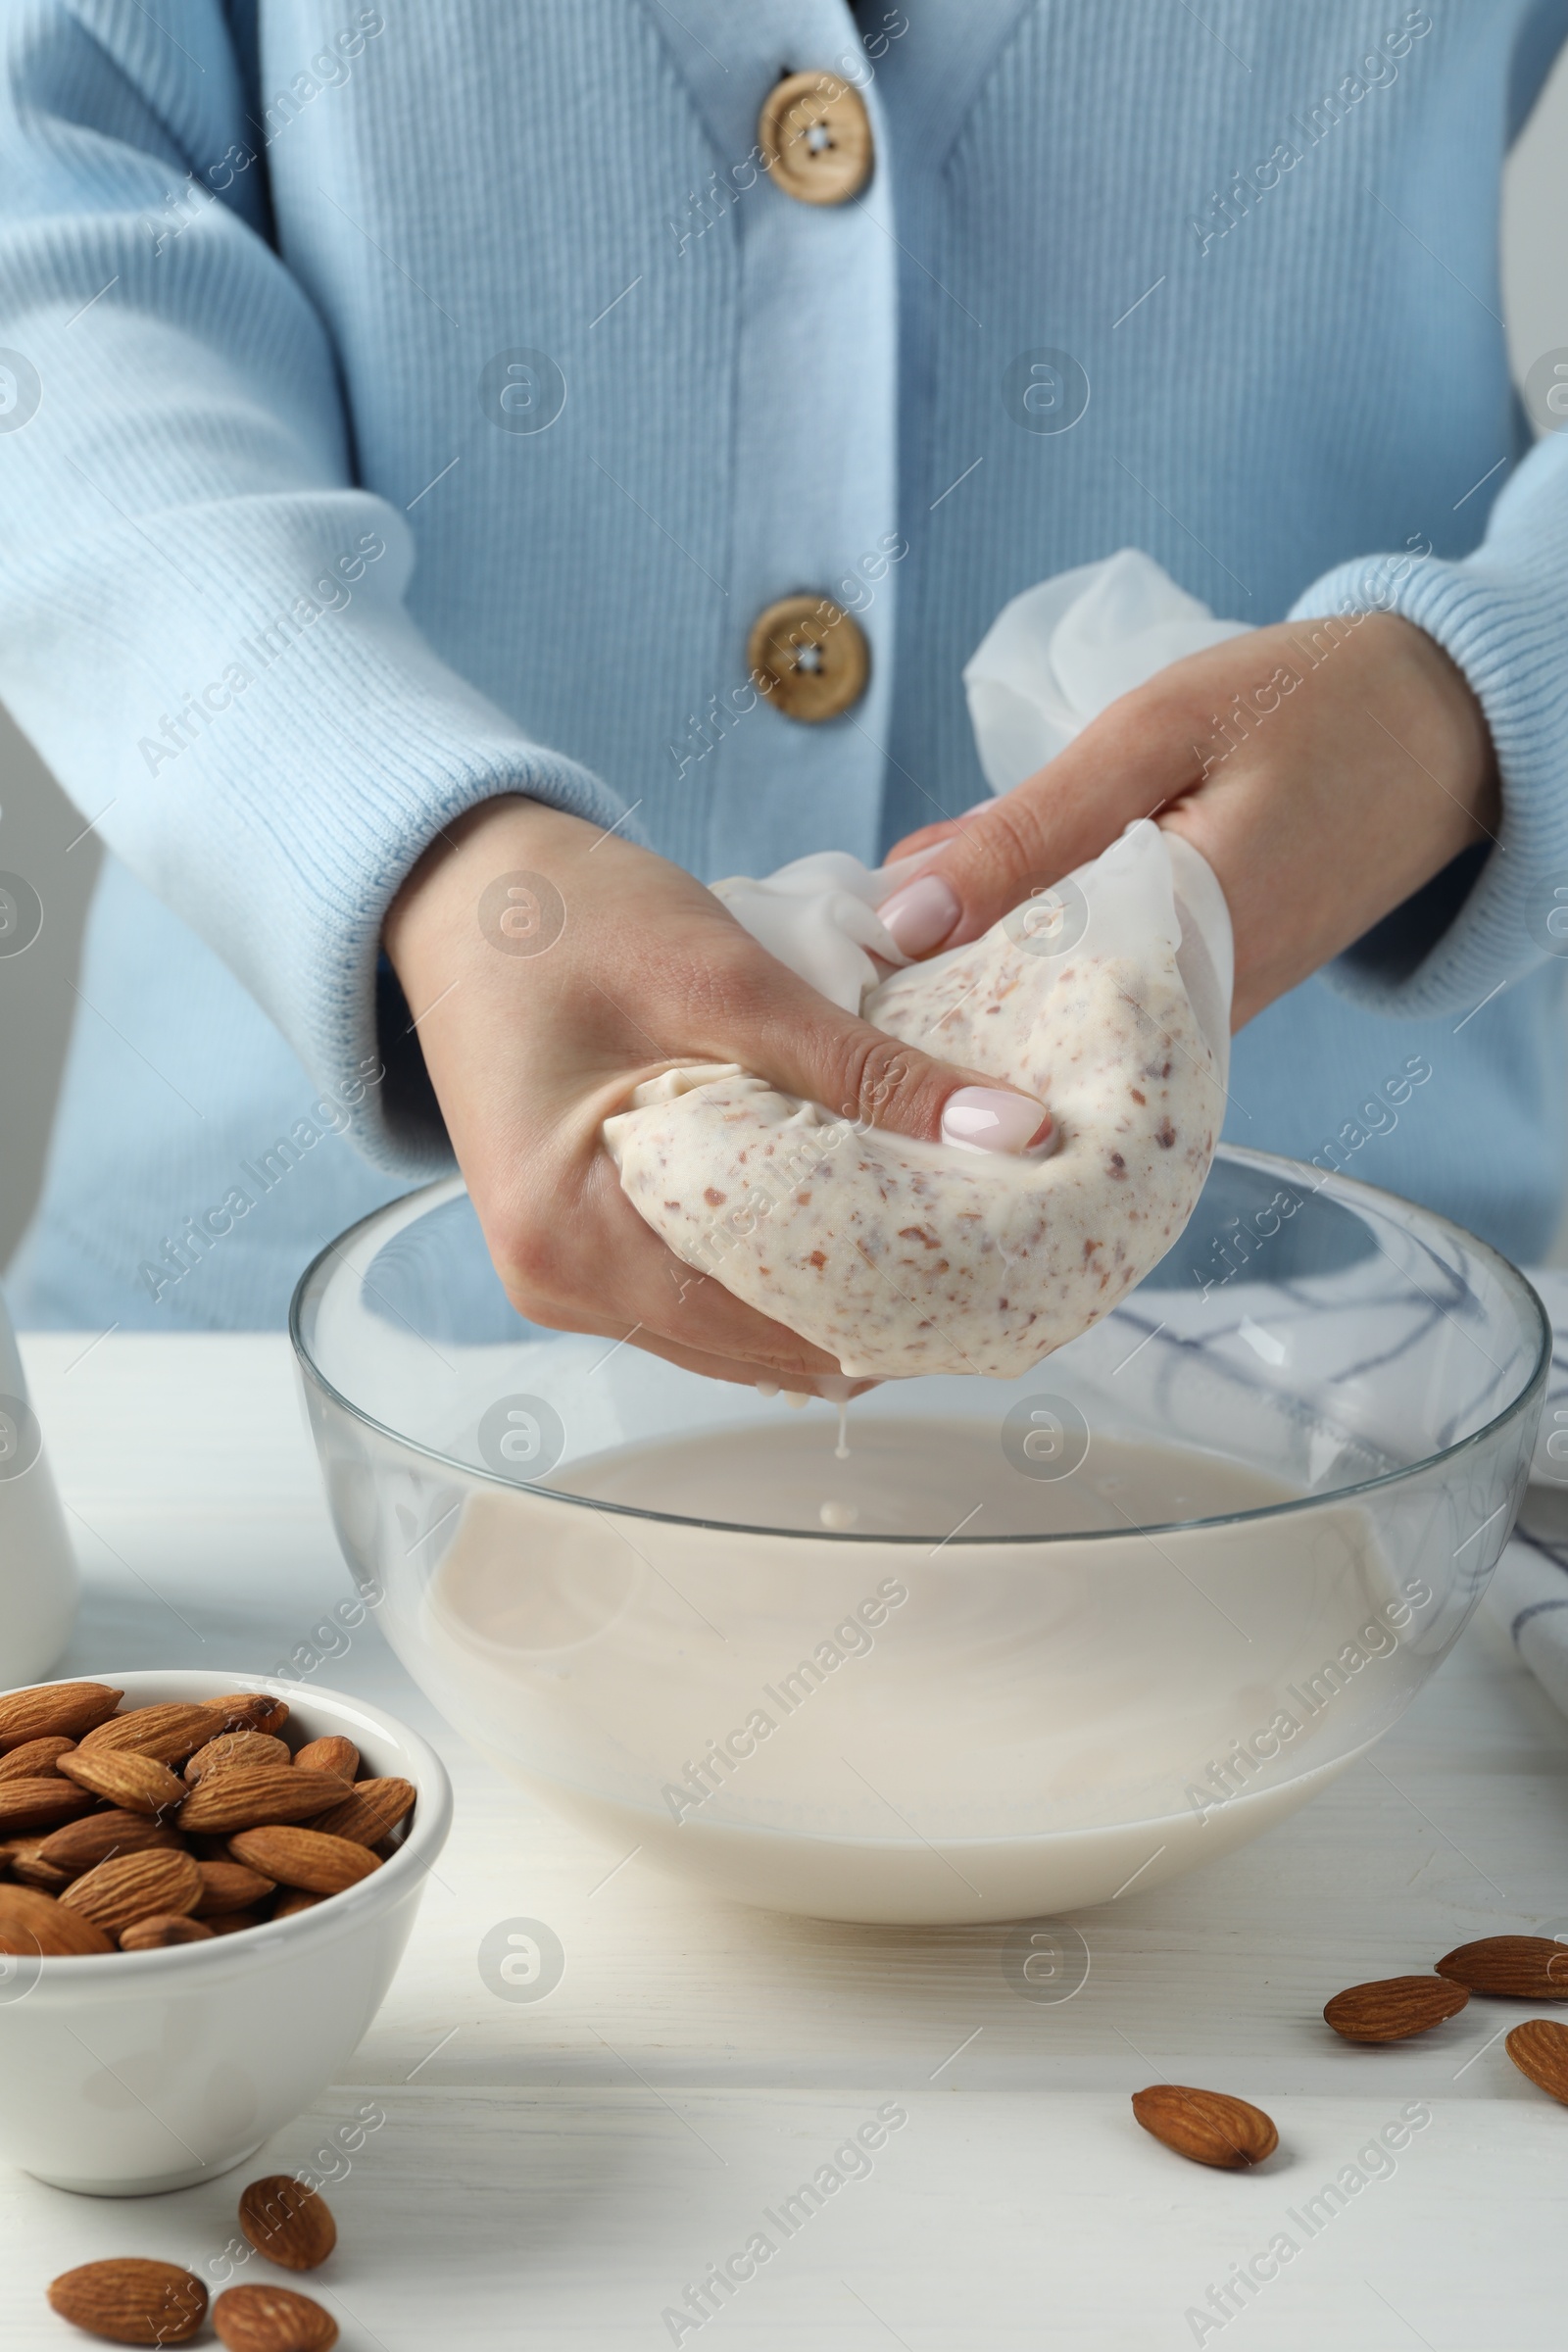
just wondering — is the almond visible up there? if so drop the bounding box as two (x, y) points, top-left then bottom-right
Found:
(0, 1885), (114, 1955)
(185, 1731), (292, 1784)
(78, 1700), (226, 1764)
(1505, 2017), (1568, 2104)
(213, 2282), (337, 2351)
(0, 1680), (122, 1749)
(61, 1847), (202, 1936)
(207, 1909), (261, 1936)
(195, 1860), (274, 1915)
(1131, 2083), (1279, 2169)
(0, 1777), (96, 1834)
(238, 2174), (338, 2271)
(1324, 1975), (1471, 2042)
(0, 1735), (76, 1781)
(271, 1889), (322, 1920)
(37, 1808), (184, 1875)
(211, 1691), (291, 1737)
(121, 1912), (216, 1950)
(6, 1838), (74, 1892)
(48, 2257), (208, 2343)
(228, 1827), (381, 1896)
(1435, 1936), (1568, 2000)
(179, 1767), (353, 1834)
(291, 1736), (359, 1782)
(60, 1746), (188, 1817)
(310, 1777), (416, 1847)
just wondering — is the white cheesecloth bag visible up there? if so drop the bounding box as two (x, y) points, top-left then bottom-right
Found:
(604, 552), (1243, 1380)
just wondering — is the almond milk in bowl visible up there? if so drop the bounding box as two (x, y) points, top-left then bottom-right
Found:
(290, 1152), (1546, 1926)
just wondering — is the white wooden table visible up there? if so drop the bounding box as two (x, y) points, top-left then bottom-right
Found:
(4, 1332), (1566, 2350)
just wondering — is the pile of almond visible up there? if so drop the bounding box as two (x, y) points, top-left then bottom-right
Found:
(49, 2172), (339, 2347)
(0, 1683), (414, 1954)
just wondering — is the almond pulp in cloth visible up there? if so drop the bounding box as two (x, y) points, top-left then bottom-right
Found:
(603, 820), (1231, 1380)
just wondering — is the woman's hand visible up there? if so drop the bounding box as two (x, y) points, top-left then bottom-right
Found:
(384, 797), (1042, 1389)
(881, 613), (1500, 1027)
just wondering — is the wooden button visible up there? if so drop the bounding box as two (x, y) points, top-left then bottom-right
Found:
(748, 595), (869, 723)
(758, 71), (874, 207)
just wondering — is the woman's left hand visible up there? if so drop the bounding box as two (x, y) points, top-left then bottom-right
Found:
(881, 612), (1500, 1028)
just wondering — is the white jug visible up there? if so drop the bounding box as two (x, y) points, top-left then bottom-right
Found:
(0, 1288), (77, 1680)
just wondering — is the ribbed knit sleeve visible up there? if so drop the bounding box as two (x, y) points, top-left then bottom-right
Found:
(0, 2), (625, 1169)
(1289, 428), (1568, 1021)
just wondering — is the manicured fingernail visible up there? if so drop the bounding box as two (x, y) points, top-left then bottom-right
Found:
(940, 1087), (1053, 1156)
(879, 873), (961, 956)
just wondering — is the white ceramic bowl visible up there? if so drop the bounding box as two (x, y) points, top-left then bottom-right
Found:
(0, 1671), (452, 2195)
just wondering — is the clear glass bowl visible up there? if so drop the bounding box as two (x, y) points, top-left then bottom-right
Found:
(291, 1149), (1547, 1924)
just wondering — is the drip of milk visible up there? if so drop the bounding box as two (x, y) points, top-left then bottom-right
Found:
(755, 1379), (853, 1511)
(821, 1396), (854, 1519)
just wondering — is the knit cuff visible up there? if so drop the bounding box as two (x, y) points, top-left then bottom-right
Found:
(1288, 519), (1567, 1024)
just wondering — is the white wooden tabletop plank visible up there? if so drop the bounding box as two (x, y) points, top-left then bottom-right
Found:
(0, 2087), (1560, 2351)
(7, 1333), (1566, 2348)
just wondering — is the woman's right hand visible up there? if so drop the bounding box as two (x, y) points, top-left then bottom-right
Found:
(383, 797), (1045, 1390)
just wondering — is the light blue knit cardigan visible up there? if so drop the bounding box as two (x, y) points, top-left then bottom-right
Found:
(1, 0), (1566, 1327)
